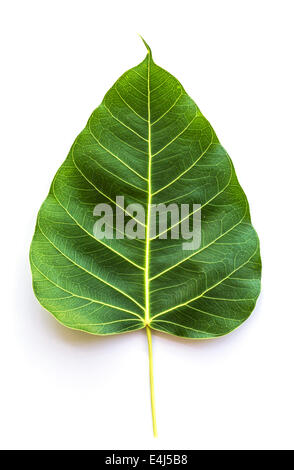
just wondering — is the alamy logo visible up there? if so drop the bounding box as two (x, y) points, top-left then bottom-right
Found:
(93, 196), (201, 251)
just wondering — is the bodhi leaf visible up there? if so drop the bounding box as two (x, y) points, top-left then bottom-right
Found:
(30, 39), (261, 436)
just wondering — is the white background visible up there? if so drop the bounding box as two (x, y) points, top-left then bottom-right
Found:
(1, 0), (293, 450)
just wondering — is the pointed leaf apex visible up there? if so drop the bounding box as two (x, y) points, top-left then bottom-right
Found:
(138, 35), (152, 57)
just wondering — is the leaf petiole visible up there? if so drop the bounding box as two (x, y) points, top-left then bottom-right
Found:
(146, 325), (157, 437)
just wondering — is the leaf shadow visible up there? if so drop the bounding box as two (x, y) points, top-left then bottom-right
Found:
(29, 290), (264, 352)
(152, 328), (225, 350)
(34, 302), (123, 348)
(151, 292), (263, 351)
(21, 245), (264, 356)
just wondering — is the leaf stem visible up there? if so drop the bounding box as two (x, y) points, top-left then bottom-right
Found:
(144, 43), (157, 436)
(146, 325), (157, 437)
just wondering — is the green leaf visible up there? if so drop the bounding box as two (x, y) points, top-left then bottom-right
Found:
(30, 39), (261, 436)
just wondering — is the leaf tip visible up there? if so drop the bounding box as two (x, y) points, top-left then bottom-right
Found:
(138, 35), (152, 57)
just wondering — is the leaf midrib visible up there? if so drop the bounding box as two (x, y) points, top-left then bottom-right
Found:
(144, 50), (152, 326)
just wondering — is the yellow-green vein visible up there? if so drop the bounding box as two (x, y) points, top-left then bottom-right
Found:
(144, 45), (157, 438)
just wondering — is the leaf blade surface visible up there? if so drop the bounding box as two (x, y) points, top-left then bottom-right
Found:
(30, 43), (261, 338)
